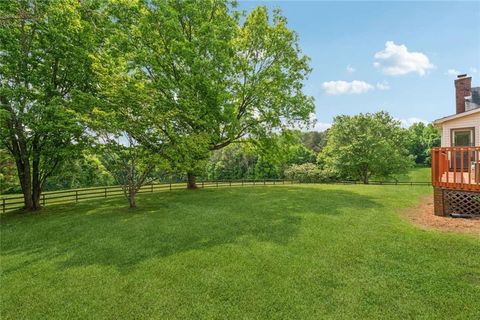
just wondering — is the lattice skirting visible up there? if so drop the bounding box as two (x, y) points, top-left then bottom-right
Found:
(444, 190), (480, 216)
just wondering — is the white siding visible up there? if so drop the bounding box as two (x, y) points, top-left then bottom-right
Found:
(440, 112), (480, 147)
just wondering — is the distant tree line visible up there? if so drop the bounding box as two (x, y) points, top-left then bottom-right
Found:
(1, 115), (439, 194)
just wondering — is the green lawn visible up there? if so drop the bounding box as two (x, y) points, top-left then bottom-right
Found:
(1, 184), (479, 319)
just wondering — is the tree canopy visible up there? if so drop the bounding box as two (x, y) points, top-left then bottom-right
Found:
(98, 1), (315, 187)
(406, 122), (440, 165)
(319, 112), (414, 184)
(0, 0), (102, 209)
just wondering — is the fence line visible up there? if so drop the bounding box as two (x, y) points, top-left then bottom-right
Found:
(1, 179), (430, 213)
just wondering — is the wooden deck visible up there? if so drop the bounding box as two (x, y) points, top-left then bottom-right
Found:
(432, 147), (480, 191)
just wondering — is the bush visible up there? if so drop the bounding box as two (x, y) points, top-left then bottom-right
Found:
(284, 163), (337, 183)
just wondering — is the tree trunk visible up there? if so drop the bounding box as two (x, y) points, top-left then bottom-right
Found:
(187, 172), (197, 189)
(128, 193), (137, 208)
(20, 168), (34, 210)
(362, 172), (369, 184)
(31, 149), (42, 210)
(16, 155), (34, 210)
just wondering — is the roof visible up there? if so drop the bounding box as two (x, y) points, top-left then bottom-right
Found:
(432, 107), (480, 125)
(471, 87), (480, 104)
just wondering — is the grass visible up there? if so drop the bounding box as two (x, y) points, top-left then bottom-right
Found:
(372, 165), (431, 183)
(1, 183), (479, 319)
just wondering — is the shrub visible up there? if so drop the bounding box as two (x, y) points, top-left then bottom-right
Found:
(284, 163), (337, 183)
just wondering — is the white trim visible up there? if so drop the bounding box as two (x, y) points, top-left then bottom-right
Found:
(433, 108), (480, 125)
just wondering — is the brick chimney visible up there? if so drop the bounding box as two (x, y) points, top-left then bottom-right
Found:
(455, 74), (471, 114)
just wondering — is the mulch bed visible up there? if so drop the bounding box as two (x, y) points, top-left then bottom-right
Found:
(405, 195), (480, 236)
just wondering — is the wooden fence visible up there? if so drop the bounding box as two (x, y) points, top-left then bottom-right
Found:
(1, 179), (430, 213)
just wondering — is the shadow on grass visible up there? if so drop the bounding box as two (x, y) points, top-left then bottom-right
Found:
(1, 186), (378, 273)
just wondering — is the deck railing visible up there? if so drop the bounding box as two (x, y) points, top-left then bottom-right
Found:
(431, 147), (480, 191)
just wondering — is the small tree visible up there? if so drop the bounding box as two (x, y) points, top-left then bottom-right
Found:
(89, 60), (169, 208)
(320, 112), (413, 184)
(98, 134), (160, 209)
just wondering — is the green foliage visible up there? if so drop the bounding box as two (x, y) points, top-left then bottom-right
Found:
(299, 130), (328, 153)
(203, 131), (318, 180)
(44, 153), (114, 191)
(286, 144), (316, 165)
(0, 0), (102, 209)
(284, 163), (336, 183)
(0, 148), (18, 193)
(205, 144), (257, 180)
(406, 122), (441, 165)
(320, 112), (414, 183)
(101, 2), (314, 175)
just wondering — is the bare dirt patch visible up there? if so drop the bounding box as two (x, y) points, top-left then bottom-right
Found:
(405, 195), (480, 236)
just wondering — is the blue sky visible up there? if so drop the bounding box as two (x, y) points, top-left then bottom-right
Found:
(238, 1), (480, 130)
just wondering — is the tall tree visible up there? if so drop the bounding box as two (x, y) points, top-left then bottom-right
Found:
(406, 122), (441, 165)
(320, 112), (413, 184)
(105, 1), (314, 188)
(0, 0), (100, 210)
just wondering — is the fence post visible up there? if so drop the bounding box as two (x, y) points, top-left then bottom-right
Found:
(75, 190), (79, 203)
(229, 180), (232, 187)
(242, 179), (244, 186)
(2, 198), (5, 214)
(216, 181), (219, 187)
(104, 188), (107, 198)
(202, 181), (204, 188)
(264, 179), (266, 185)
(273, 180), (276, 185)
(42, 194), (45, 206)
(151, 184), (154, 192)
(169, 183), (172, 191)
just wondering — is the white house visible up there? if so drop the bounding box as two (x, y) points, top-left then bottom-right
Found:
(433, 74), (480, 147)
(431, 74), (480, 217)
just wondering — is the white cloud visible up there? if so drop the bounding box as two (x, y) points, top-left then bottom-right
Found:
(295, 113), (331, 132)
(397, 117), (429, 128)
(471, 67), (478, 74)
(446, 69), (460, 76)
(322, 80), (390, 95)
(376, 81), (390, 90)
(374, 41), (435, 76)
(346, 65), (356, 73)
(312, 122), (332, 132)
(322, 80), (374, 95)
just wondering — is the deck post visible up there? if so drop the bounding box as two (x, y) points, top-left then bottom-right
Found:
(433, 187), (446, 216)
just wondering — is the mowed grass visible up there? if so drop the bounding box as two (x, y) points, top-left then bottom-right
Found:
(1, 184), (479, 319)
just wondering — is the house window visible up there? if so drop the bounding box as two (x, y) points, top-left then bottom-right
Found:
(452, 128), (474, 146)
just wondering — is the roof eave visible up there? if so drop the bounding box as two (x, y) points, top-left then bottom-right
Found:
(432, 108), (480, 125)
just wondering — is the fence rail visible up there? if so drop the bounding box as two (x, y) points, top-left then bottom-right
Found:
(1, 179), (430, 213)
